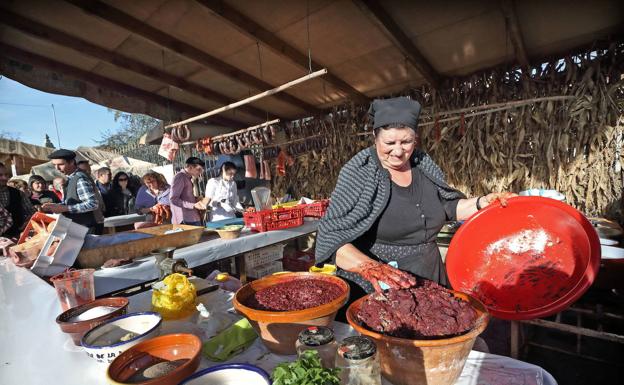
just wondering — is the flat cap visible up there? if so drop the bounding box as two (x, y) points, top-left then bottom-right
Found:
(48, 149), (76, 160)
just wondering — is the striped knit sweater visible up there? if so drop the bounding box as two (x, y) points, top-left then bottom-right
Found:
(315, 146), (465, 261)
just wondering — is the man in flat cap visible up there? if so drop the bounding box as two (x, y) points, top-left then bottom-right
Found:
(76, 158), (106, 233)
(41, 149), (102, 234)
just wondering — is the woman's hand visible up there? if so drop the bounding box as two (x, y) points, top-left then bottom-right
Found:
(354, 261), (417, 292)
(481, 192), (518, 208)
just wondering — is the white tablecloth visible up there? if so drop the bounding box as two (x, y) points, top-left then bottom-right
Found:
(103, 213), (148, 228)
(0, 258), (557, 385)
(93, 220), (319, 297)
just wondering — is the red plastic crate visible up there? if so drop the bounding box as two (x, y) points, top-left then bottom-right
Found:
(244, 207), (304, 232)
(282, 250), (316, 272)
(300, 199), (330, 218)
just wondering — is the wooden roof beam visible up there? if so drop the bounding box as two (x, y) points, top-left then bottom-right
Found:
(195, 0), (369, 104)
(64, 0), (321, 115)
(0, 9), (274, 123)
(500, 0), (530, 69)
(353, 0), (441, 88)
(0, 43), (242, 128)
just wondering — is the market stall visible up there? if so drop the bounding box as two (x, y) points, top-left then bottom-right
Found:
(1, 1), (622, 383)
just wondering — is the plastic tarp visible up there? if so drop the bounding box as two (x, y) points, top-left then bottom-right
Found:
(151, 164), (174, 185)
(30, 146), (157, 180)
(92, 155), (157, 178)
(30, 146), (121, 180)
(29, 162), (62, 180)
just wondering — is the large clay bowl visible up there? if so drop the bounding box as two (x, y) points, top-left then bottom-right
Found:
(107, 333), (202, 385)
(346, 290), (489, 385)
(233, 272), (349, 355)
(56, 297), (129, 345)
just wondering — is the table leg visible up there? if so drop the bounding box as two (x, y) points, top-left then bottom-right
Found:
(511, 320), (520, 359)
(236, 254), (247, 284)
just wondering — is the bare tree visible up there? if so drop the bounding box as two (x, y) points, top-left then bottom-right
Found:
(0, 130), (21, 141)
(98, 109), (160, 149)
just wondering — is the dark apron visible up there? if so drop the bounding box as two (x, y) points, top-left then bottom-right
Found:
(337, 241), (448, 294)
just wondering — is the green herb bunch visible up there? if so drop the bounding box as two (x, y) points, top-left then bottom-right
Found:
(271, 350), (340, 385)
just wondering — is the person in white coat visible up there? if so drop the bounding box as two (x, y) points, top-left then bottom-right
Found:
(204, 162), (243, 222)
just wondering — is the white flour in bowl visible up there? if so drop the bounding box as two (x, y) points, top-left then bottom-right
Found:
(70, 305), (119, 322)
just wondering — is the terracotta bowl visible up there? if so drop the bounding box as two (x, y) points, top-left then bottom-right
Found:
(107, 333), (202, 385)
(233, 272), (349, 355)
(56, 297), (129, 345)
(346, 290), (489, 385)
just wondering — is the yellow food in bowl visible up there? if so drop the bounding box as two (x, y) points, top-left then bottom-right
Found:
(218, 225), (243, 231)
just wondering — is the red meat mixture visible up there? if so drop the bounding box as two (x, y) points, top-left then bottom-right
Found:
(357, 280), (478, 339)
(246, 279), (343, 311)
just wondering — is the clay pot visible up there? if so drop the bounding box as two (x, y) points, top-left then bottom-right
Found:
(233, 272), (350, 355)
(346, 290), (489, 385)
(107, 333), (202, 385)
(56, 297), (129, 345)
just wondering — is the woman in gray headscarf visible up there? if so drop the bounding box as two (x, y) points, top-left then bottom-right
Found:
(315, 97), (514, 294)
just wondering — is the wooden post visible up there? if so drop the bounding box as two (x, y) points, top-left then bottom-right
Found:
(166, 69), (327, 129)
(10, 155), (17, 177)
(510, 321), (520, 359)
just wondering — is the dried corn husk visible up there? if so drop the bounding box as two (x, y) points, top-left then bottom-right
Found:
(272, 43), (624, 222)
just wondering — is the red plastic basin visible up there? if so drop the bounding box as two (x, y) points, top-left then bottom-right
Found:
(446, 196), (600, 320)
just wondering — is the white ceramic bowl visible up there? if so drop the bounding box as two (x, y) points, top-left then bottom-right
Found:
(179, 364), (271, 385)
(601, 245), (624, 260)
(600, 238), (619, 246)
(80, 311), (162, 365)
(519, 189), (566, 201)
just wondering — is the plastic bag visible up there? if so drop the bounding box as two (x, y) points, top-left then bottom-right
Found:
(152, 273), (197, 320)
(158, 132), (179, 161)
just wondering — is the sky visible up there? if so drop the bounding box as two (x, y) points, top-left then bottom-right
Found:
(0, 76), (124, 149)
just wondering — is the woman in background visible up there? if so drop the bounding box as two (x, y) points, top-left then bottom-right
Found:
(134, 172), (171, 228)
(203, 162), (243, 222)
(8, 179), (29, 195)
(106, 172), (135, 217)
(28, 175), (60, 209)
(135, 172), (171, 213)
